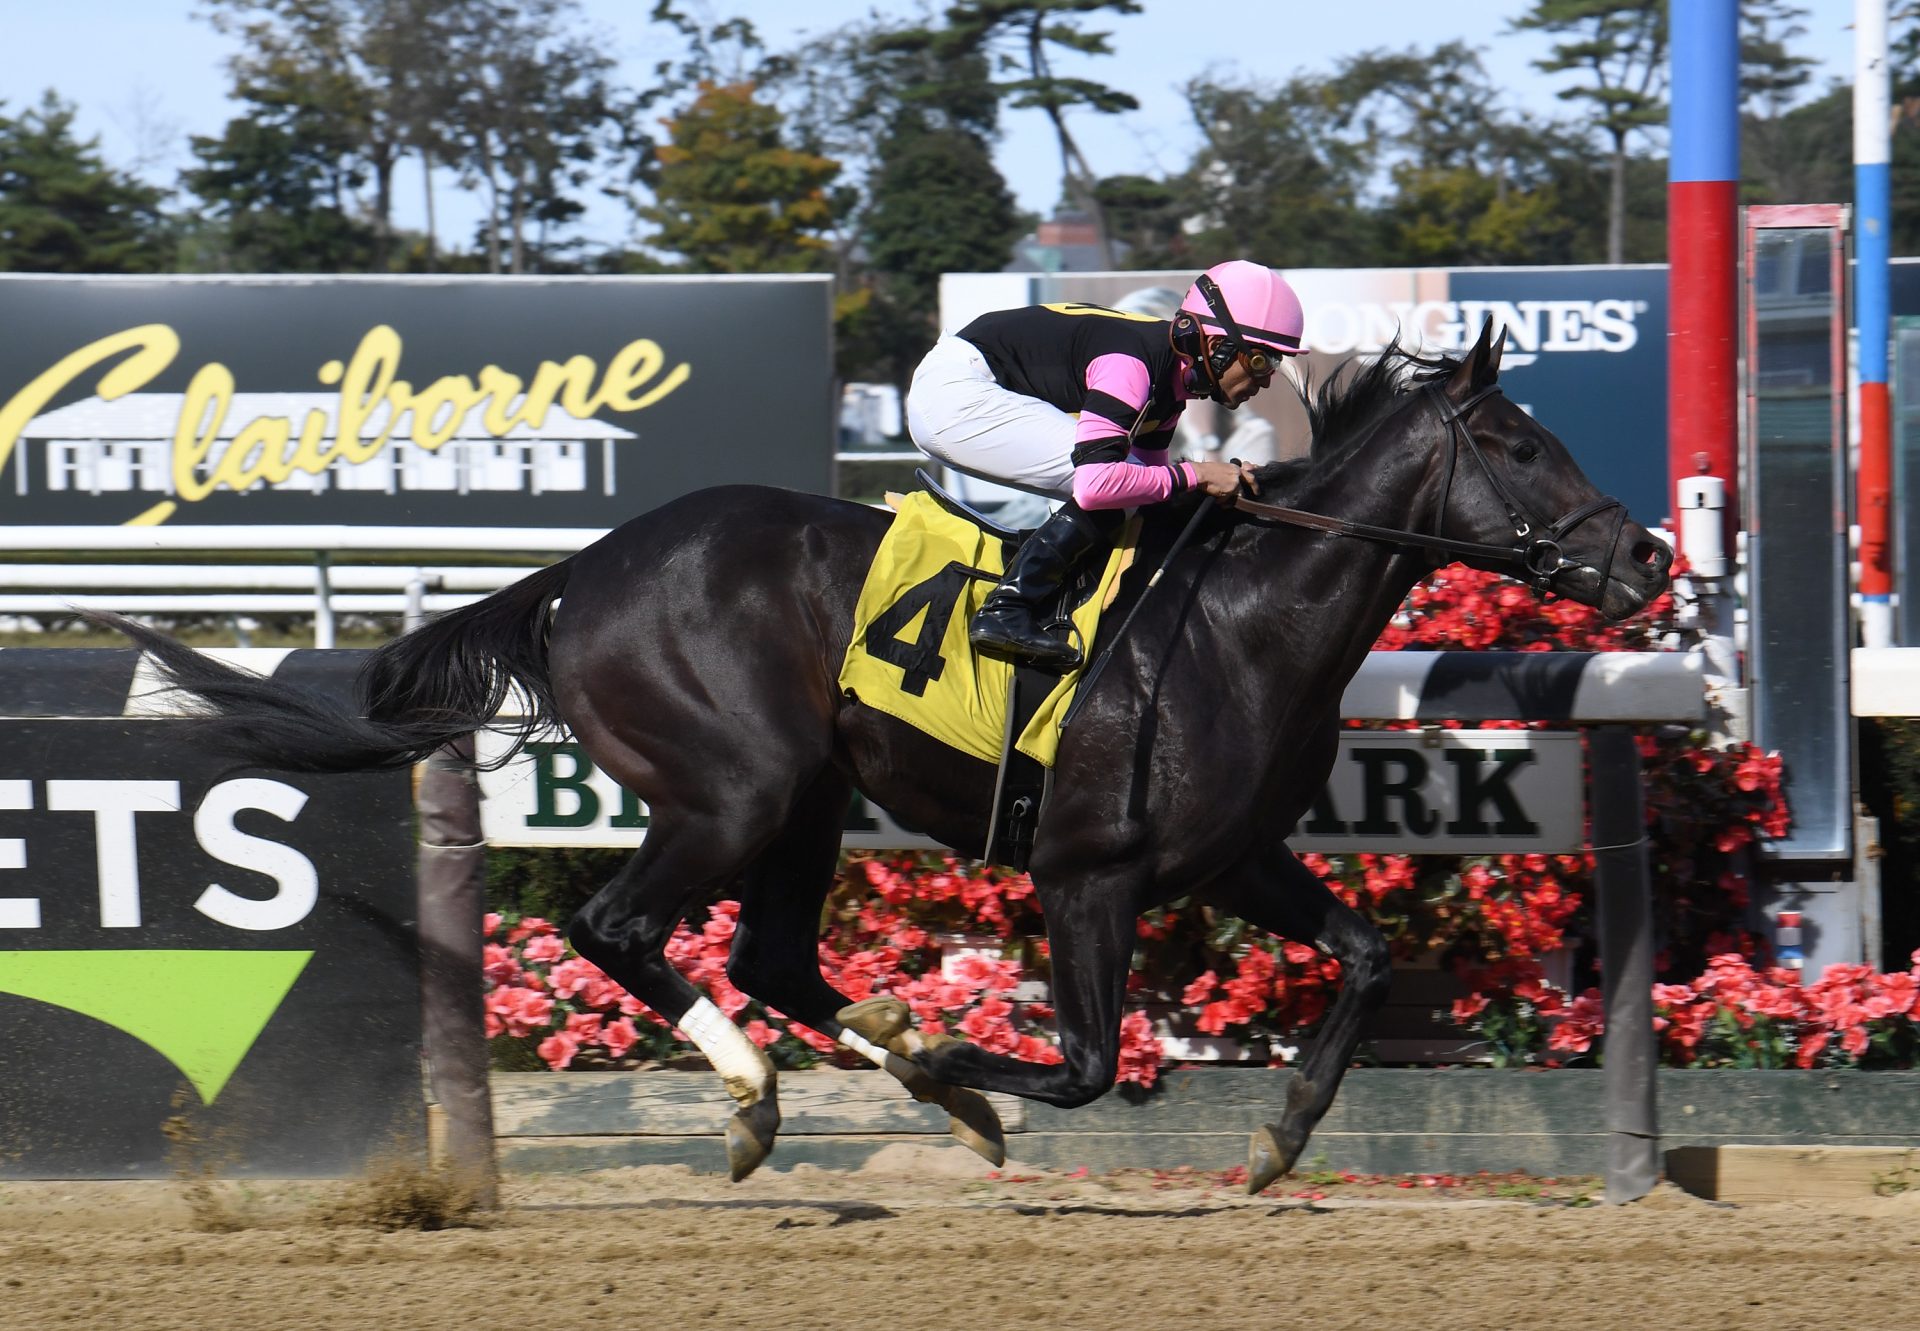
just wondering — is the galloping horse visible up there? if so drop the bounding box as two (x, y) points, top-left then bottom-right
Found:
(99, 322), (1671, 1192)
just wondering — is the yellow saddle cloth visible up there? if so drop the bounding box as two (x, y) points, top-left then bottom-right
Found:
(838, 492), (1136, 767)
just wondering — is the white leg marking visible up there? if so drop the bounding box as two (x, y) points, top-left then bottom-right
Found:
(837, 1029), (890, 1067)
(678, 997), (772, 1103)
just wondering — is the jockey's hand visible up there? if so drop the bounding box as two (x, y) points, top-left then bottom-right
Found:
(1193, 460), (1261, 504)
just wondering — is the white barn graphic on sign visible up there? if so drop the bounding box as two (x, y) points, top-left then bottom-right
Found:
(21, 393), (634, 499)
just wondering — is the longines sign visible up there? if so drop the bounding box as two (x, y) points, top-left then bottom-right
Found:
(477, 730), (1584, 855)
(0, 275), (833, 529)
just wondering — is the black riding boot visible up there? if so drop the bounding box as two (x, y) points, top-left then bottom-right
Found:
(969, 502), (1120, 672)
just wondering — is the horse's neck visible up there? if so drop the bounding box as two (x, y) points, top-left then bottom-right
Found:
(1242, 404), (1439, 698)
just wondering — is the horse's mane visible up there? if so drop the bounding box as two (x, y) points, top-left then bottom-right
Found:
(1248, 334), (1461, 493)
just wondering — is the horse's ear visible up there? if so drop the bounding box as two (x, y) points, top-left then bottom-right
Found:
(1443, 317), (1499, 400)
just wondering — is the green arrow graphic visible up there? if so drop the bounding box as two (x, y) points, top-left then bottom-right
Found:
(0, 950), (313, 1104)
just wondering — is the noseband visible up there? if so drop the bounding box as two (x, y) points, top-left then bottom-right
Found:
(1234, 383), (1628, 595)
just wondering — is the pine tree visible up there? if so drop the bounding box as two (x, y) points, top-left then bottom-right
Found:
(0, 92), (169, 273)
(1512, 0), (1667, 266)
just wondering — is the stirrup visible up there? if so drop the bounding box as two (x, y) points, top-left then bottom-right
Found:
(969, 610), (1081, 671)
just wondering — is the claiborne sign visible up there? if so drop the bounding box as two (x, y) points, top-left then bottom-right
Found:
(477, 730), (1585, 855)
(0, 275), (834, 529)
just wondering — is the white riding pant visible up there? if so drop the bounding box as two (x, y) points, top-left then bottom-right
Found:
(906, 335), (1076, 500)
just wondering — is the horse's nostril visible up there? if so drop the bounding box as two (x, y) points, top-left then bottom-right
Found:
(1631, 540), (1670, 572)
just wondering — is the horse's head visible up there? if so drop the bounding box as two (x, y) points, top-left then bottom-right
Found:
(1427, 320), (1672, 621)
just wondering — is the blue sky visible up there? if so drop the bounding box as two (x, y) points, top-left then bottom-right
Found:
(9, 1), (1863, 250)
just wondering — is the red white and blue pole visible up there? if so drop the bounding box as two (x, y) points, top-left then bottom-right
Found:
(1667, 0), (1740, 573)
(1857, 0), (1895, 648)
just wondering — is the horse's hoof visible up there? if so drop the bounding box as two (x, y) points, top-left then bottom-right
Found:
(937, 1086), (1006, 1167)
(725, 1094), (781, 1183)
(1246, 1123), (1292, 1196)
(837, 997), (912, 1046)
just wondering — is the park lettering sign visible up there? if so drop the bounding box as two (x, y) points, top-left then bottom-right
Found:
(476, 730), (1584, 855)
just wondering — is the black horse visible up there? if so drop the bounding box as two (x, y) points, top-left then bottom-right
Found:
(100, 322), (1670, 1192)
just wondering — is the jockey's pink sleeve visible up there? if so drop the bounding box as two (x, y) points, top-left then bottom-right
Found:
(1072, 458), (1198, 509)
(1076, 353), (1151, 443)
(1072, 352), (1194, 508)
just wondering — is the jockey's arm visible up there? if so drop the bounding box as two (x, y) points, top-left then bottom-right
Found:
(1072, 354), (1256, 508)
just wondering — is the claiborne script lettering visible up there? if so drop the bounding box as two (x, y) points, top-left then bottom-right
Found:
(0, 323), (691, 523)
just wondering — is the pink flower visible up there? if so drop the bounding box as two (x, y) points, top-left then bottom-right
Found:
(485, 985), (554, 1038)
(482, 943), (523, 987)
(522, 933), (567, 965)
(508, 915), (558, 944)
(599, 1017), (641, 1060)
(744, 1019), (782, 1049)
(1181, 970), (1220, 1006)
(565, 1012), (604, 1044)
(1451, 993), (1490, 1024)
(1115, 1009), (1162, 1089)
(483, 912), (503, 937)
(537, 1031), (582, 1070)
(548, 956), (607, 1001)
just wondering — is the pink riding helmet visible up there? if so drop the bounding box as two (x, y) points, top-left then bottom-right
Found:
(1177, 260), (1308, 357)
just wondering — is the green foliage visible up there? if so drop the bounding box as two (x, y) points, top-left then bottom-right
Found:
(484, 845), (625, 923)
(864, 114), (1019, 308)
(640, 80), (839, 274)
(1511, 0), (1667, 264)
(0, 92), (170, 273)
(878, 1), (1142, 265)
(182, 101), (381, 273)
(1513, 0), (1668, 139)
(1862, 719), (1920, 971)
(1177, 75), (1377, 269)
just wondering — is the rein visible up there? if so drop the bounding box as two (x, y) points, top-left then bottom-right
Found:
(1232, 384), (1627, 593)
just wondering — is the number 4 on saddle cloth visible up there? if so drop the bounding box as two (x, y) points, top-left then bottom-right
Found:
(838, 489), (1139, 869)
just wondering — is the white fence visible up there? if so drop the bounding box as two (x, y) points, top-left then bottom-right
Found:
(0, 525), (601, 646)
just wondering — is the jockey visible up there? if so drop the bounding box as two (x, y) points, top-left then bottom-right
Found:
(906, 260), (1309, 671)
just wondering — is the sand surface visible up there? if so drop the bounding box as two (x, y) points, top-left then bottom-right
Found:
(3, 1157), (1917, 1331)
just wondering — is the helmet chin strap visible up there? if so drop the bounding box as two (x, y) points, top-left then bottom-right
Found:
(1182, 352), (1232, 404)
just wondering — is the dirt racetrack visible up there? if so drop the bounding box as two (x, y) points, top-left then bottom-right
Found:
(3, 1154), (1916, 1331)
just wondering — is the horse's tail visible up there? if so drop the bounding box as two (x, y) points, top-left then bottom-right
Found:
(86, 558), (574, 773)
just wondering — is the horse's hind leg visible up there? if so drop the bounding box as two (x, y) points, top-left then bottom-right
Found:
(566, 815), (783, 1181)
(1198, 846), (1392, 1195)
(724, 770), (1006, 1165)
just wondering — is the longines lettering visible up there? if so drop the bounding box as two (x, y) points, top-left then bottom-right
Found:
(1306, 299), (1640, 357)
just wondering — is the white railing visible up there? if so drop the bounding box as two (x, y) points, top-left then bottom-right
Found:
(0, 526), (592, 646)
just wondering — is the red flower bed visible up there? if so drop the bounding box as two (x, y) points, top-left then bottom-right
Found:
(482, 562), (1888, 1079)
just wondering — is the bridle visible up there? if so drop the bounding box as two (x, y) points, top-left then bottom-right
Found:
(1232, 383), (1629, 595)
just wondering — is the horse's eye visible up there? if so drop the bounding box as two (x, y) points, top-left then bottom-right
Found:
(1514, 442), (1539, 463)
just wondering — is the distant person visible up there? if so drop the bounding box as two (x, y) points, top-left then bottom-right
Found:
(906, 261), (1307, 670)
(1176, 398), (1281, 470)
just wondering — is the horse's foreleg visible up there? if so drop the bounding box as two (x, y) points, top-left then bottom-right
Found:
(1199, 847), (1392, 1194)
(567, 822), (780, 1181)
(904, 876), (1141, 1109)
(726, 773), (1006, 1165)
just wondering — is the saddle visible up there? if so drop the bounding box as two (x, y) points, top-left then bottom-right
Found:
(914, 471), (1060, 871)
(838, 473), (1131, 871)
